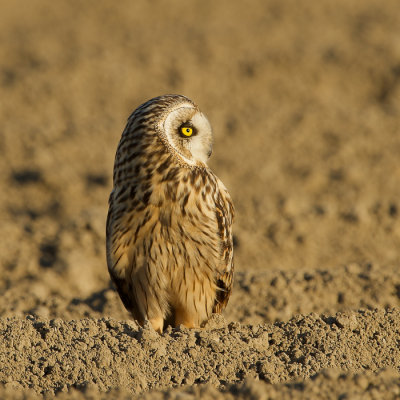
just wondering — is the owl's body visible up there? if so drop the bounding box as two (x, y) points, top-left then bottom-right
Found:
(106, 95), (234, 333)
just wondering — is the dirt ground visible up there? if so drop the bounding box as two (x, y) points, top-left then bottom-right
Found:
(1, 0), (400, 398)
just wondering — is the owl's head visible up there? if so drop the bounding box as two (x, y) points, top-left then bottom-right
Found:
(153, 95), (213, 168)
(114, 95), (214, 187)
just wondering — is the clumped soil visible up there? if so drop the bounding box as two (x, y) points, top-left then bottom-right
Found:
(1, 0), (400, 398)
(1, 310), (400, 399)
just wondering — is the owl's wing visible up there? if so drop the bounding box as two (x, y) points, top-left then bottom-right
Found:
(106, 191), (144, 325)
(213, 178), (235, 314)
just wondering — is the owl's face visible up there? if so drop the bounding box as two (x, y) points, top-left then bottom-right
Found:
(155, 98), (213, 167)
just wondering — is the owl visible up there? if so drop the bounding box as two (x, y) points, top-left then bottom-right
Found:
(106, 94), (234, 333)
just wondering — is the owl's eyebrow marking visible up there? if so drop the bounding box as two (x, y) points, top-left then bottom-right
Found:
(180, 120), (193, 126)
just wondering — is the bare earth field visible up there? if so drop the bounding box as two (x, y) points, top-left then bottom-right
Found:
(1, 1), (400, 398)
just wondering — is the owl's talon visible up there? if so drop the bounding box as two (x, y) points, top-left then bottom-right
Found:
(149, 317), (164, 334)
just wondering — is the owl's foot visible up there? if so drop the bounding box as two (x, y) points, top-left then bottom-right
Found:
(174, 305), (197, 329)
(149, 317), (164, 334)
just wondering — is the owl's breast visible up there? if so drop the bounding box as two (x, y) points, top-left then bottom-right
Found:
(150, 167), (224, 269)
(108, 165), (225, 279)
(157, 169), (219, 234)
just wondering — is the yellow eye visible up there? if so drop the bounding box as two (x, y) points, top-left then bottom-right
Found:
(181, 127), (193, 137)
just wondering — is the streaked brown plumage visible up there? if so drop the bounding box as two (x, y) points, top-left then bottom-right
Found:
(106, 94), (234, 333)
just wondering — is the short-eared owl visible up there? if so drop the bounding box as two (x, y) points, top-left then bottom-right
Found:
(106, 95), (234, 333)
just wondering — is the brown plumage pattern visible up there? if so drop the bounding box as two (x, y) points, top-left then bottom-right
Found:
(106, 94), (234, 333)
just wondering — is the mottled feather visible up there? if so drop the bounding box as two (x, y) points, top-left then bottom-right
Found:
(106, 94), (235, 333)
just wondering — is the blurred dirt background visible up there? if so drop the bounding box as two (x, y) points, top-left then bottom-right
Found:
(1, 0), (400, 398)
